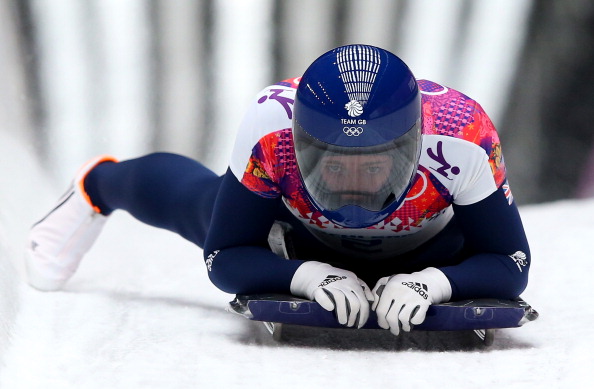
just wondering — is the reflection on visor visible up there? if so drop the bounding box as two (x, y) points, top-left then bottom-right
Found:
(294, 120), (421, 212)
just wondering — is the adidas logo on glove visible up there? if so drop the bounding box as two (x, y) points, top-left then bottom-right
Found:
(402, 281), (429, 300)
(318, 274), (347, 287)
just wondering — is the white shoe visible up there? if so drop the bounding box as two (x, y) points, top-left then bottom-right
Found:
(26, 155), (118, 291)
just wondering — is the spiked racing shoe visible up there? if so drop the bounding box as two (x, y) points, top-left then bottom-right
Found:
(25, 155), (117, 291)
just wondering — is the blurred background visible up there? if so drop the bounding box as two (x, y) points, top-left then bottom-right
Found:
(1, 0), (593, 205)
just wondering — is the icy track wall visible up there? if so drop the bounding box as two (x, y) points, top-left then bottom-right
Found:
(0, 131), (57, 357)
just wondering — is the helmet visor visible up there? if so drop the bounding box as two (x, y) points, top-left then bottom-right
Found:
(294, 120), (421, 212)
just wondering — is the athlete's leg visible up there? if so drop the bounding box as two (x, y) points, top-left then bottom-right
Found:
(85, 152), (222, 248)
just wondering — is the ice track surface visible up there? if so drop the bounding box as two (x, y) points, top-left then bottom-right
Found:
(1, 133), (593, 388)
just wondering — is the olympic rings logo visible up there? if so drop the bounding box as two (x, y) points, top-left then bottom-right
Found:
(343, 126), (364, 136)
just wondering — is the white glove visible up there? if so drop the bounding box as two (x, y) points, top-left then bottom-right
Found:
(290, 261), (374, 328)
(371, 267), (452, 336)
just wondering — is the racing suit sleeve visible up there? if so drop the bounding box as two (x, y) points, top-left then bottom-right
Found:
(440, 185), (530, 300)
(203, 168), (304, 294)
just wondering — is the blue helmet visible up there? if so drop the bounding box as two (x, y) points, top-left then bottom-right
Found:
(293, 44), (422, 228)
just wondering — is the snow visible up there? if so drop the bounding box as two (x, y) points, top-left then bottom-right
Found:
(1, 133), (593, 388)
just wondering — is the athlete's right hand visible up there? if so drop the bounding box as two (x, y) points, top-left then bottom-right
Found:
(290, 261), (373, 328)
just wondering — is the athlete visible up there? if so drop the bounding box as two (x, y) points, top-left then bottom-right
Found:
(26, 44), (531, 335)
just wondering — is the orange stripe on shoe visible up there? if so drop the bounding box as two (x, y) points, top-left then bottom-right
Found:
(77, 155), (119, 214)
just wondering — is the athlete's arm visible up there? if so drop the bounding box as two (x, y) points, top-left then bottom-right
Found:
(203, 168), (304, 294)
(440, 185), (530, 300)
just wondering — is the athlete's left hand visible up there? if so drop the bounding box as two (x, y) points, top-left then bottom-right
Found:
(371, 267), (452, 336)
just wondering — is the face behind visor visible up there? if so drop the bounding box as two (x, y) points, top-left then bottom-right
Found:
(294, 120), (421, 216)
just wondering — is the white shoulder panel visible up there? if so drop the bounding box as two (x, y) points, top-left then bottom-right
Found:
(419, 135), (497, 205)
(229, 85), (296, 180)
